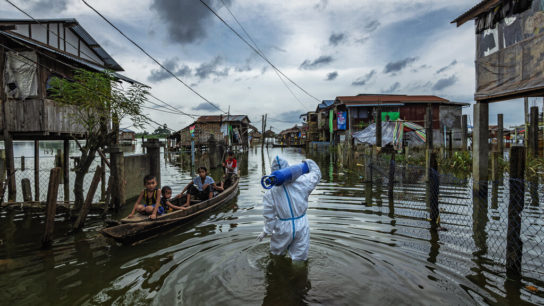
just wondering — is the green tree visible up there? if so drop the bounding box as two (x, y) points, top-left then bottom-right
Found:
(49, 69), (148, 212)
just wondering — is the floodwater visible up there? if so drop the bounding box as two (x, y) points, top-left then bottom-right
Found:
(0, 142), (543, 305)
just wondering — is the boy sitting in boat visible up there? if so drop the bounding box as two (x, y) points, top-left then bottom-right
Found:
(178, 166), (223, 207)
(128, 174), (162, 220)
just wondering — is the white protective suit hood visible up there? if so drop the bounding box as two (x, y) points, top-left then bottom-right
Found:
(262, 156), (321, 261)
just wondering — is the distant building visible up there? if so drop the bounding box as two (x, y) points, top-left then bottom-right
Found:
(119, 128), (135, 143)
(173, 115), (250, 148)
(278, 125), (304, 146)
(332, 94), (469, 146)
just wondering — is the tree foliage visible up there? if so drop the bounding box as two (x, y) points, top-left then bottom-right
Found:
(48, 69), (149, 211)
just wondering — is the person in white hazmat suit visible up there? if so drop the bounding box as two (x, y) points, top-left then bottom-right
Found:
(257, 156), (321, 261)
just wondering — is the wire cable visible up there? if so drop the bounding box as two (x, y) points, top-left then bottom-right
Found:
(199, 0), (321, 104)
(81, 0), (227, 114)
(3, 0), (203, 120)
(218, 0), (312, 110)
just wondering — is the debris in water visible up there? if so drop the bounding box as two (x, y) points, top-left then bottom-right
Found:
(526, 285), (538, 292)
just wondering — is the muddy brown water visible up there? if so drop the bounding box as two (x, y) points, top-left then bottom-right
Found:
(0, 142), (543, 305)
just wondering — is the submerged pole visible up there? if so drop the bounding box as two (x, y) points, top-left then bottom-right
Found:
(42, 167), (61, 248)
(506, 146), (525, 280)
(34, 140), (39, 201)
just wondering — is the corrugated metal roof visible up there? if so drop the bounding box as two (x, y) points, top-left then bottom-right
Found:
(196, 115), (250, 123)
(337, 94), (449, 103)
(119, 128), (135, 133)
(0, 31), (143, 85)
(0, 18), (123, 71)
(317, 100), (335, 109)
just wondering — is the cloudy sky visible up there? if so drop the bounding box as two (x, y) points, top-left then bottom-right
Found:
(2, 0), (542, 132)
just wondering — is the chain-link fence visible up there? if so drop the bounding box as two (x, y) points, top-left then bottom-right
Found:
(362, 153), (544, 288)
(3, 156), (110, 204)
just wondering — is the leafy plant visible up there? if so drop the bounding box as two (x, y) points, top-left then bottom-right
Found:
(49, 69), (149, 212)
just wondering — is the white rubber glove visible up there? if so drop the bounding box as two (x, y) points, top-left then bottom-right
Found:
(256, 232), (268, 242)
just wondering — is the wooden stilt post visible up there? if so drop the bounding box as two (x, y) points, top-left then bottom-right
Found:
(0, 45), (16, 202)
(74, 165), (102, 230)
(21, 178), (31, 202)
(34, 140), (39, 202)
(376, 107), (382, 148)
(473, 102), (489, 205)
(100, 158), (106, 201)
(428, 152), (439, 228)
(506, 146), (525, 280)
(63, 139), (69, 203)
(42, 167), (61, 248)
(21, 156), (25, 171)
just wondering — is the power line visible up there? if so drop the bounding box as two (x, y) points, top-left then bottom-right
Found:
(218, 0), (312, 110)
(199, 0), (321, 104)
(4, 0), (202, 121)
(81, 0), (227, 114)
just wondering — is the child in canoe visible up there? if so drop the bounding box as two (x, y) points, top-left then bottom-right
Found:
(160, 185), (187, 212)
(128, 174), (162, 220)
(177, 166), (223, 207)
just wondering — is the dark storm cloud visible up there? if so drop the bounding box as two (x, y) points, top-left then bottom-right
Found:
(299, 56), (334, 70)
(382, 82), (401, 93)
(365, 20), (380, 33)
(383, 57), (418, 74)
(329, 33), (346, 46)
(432, 75), (458, 91)
(352, 70), (376, 86)
(435, 60), (458, 74)
(192, 102), (221, 111)
(151, 0), (231, 44)
(314, 0), (328, 10)
(147, 58), (192, 83)
(326, 71), (338, 81)
(195, 56), (230, 80)
(30, 0), (68, 12)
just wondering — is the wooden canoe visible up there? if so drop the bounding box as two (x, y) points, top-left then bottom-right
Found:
(100, 177), (239, 244)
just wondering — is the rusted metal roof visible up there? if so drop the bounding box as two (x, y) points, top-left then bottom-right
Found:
(196, 115), (250, 123)
(336, 94), (469, 106)
(451, 0), (501, 27)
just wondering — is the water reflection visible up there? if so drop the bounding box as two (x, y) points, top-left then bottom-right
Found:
(262, 255), (310, 306)
(0, 144), (543, 305)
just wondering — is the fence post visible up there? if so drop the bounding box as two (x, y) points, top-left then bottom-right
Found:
(498, 114), (504, 157)
(21, 178), (32, 202)
(42, 167), (61, 248)
(376, 107), (382, 148)
(491, 151), (500, 209)
(63, 139), (70, 203)
(388, 151), (395, 201)
(529, 107), (539, 158)
(74, 165), (102, 230)
(427, 152), (439, 228)
(447, 130), (453, 157)
(34, 140), (39, 202)
(461, 114), (468, 151)
(506, 146), (525, 280)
